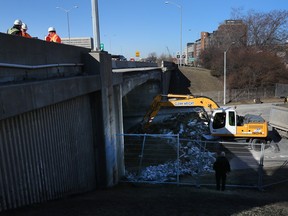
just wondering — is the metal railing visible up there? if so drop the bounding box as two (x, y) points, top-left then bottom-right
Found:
(0, 62), (83, 69)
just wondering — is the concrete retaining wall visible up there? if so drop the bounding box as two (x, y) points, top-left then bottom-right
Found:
(269, 106), (288, 132)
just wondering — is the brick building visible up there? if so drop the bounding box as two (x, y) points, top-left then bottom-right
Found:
(185, 20), (247, 66)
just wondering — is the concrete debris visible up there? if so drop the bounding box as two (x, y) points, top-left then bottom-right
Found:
(136, 108), (210, 140)
(125, 145), (215, 182)
(126, 108), (216, 182)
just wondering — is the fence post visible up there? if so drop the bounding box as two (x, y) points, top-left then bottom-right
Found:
(257, 142), (265, 190)
(177, 134), (180, 185)
(137, 134), (146, 179)
(195, 141), (205, 188)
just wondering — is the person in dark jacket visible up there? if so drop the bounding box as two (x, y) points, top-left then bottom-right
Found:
(213, 151), (231, 191)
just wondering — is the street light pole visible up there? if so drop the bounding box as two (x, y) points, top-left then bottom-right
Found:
(223, 50), (227, 105)
(104, 34), (116, 53)
(165, 1), (182, 67)
(223, 42), (235, 105)
(66, 12), (71, 42)
(56, 5), (78, 43)
(180, 5), (182, 66)
(91, 0), (100, 51)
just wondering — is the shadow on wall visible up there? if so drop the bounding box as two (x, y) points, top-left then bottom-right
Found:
(168, 68), (191, 94)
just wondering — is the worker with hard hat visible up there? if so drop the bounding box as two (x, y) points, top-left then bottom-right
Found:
(7, 19), (22, 36)
(45, 27), (61, 43)
(21, 23), (32, 38)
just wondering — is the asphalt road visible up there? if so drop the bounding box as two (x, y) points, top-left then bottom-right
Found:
(223, 102), (288, 169)
(223, 102), (276, 121)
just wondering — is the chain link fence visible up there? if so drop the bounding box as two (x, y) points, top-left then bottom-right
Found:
(275, 83), (288, 98)
(123, 134), (180, 184)
(122, 134), (288, 190)
(194, 85), (278, 104)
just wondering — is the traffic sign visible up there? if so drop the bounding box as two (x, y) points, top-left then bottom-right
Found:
(100, 43), (104, 51)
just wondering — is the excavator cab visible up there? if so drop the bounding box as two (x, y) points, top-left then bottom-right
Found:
(210, 108), (268, 139)
(210, 108), (237, 136)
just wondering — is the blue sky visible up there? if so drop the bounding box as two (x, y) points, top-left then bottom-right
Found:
(1, 0), (287, 58)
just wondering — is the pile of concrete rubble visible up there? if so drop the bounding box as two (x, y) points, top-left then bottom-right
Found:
(126, 108), (216, 182)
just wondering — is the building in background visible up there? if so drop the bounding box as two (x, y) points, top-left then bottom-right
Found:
(61, 37), (94, 50)
(210, 20), (247, 48)
(185, 43), (195, 66)
(186, 20), (247, 66)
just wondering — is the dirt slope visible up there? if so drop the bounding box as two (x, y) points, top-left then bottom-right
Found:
(169, 66), (223, 95)
(179, 67), (223, 93)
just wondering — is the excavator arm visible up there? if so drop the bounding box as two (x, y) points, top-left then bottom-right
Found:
(142, 94), (219, 129)
(142, 94), (268, 140)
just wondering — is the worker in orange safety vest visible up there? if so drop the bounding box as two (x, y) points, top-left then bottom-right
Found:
(21, 23), (32, 38)
(45, 27), (61, 43)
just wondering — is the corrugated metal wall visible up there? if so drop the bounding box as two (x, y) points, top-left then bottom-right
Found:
(0, 95), (96, 212)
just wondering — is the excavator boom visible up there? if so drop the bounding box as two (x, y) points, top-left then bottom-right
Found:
(166, 94), (219, 109)
(142, 94), (219, 129)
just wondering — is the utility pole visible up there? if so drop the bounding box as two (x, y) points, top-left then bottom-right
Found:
(223, 42), (235, 105)
(91, 0), (100, 51)
(165, 1), (182, 67)
(56, 6), (78, 43)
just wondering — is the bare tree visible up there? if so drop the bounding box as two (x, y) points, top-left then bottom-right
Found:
(196, 9), (288, 89)
(199, 47), (223, 76)
(146, 52), (158, 63)
(227, 48), (288, 88)
(243, 10), (288, 47)
(230, 7), (244, 20)
(157, 53), (174, 65)
(199, 45), (288, 89)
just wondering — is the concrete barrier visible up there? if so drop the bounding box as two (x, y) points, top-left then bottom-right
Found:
(0, 33), (90, 83)
(269, 105), (288, 135)
(112, 59), (158, 69)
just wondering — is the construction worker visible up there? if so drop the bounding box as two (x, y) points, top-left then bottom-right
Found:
(213, 151), (231, 191)
(7, 19), (22, 36)
(45, 27), (61, 43)
(21, 23), (32, 38)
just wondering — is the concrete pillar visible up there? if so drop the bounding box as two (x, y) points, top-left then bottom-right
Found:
(113, 84), (125, 177)
(88, 51), (123, 187)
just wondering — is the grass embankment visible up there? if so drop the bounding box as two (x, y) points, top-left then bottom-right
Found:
(178, 67), (284, 104)
(178, 67), (223, 93)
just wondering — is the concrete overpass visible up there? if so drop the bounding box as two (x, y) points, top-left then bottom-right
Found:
(0, 33), (175, 212)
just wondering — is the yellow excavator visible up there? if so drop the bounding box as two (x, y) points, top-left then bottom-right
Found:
(142, 94), (268, 141)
